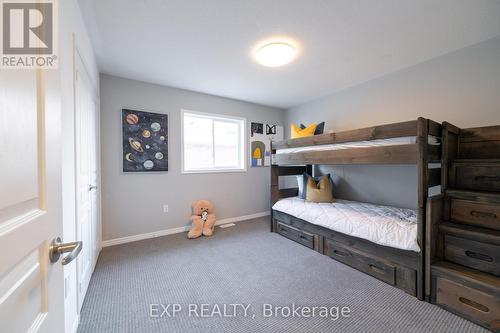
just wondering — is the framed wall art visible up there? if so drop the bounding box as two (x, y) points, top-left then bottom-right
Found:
(122, 109), (168, 172)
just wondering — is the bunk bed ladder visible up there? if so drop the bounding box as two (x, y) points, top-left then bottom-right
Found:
(427, 123), (500, 332)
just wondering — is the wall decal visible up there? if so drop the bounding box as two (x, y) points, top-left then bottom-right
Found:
(250, 122), (283, 167)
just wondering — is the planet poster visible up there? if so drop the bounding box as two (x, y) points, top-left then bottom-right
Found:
(122, 109), (168, 172)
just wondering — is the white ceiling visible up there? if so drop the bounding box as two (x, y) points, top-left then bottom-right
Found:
(79, 0), (500, 109)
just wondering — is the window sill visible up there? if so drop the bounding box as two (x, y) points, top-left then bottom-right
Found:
(181, 168), (247, 175)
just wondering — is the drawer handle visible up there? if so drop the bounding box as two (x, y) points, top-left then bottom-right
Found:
(475, 175), (500, 182)
(465, 250), (493, 262)
(470, 210), (497, 219)
(280, 227), (288, 233)
(369, 264), (386, 275)
(299, 235), (307, 240)
(333, 249), (349, 257)
(458, 297), (489, 313)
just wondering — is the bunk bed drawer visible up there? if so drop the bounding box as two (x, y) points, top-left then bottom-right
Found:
(434, 276), (500, 332)
(450, 199), (500, 231)
(276, 222), (315, 249)
(444, 235), (500, 276)
(325, 240), (396, 285)
(453, 164), (500, 192)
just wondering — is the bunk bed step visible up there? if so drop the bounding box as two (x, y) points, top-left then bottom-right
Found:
(439, 222), (500, 276)
(452, 159), (500, 164)
(431, 261), (500, 332)
(445, 189), (500, 204)
(443, 234), (500, 276)
(439, 222), (500, 245)
(449, 160), (500, 192)
(459, 125), (500, 159)
(447, 195), (500, 231)
(432, 261), (500, 290)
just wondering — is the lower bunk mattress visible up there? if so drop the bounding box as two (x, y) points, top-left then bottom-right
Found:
(272, 197), (420, 252)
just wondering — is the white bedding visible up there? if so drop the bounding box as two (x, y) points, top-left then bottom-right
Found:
(272, 197), (420, 252)
(275, 135), (439, 155)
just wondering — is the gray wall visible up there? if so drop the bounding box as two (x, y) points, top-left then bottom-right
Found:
(285, 36), (500, 209)
(101, 74), (284, 241)
(316, 165), (418, 209)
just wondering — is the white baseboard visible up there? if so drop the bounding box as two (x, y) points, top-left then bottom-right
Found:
(101, 211), (270, 248)
(101, 226), (187, 247)
(215, 211), (270, 225)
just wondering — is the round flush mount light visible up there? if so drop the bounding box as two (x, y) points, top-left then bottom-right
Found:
(255, 42), (296, 67)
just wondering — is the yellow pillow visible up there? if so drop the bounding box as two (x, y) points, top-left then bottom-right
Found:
(305, 175), (334, 203)
(291, 123), (317, 139)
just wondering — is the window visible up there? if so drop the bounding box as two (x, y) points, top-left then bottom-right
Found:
(182, 110), (246, 173)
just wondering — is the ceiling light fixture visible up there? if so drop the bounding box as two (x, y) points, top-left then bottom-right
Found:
(255, 42), (296, 67)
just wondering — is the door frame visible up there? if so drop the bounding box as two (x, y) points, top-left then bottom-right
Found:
(63, 36), (101, 333)
(74, 42), (101, 309)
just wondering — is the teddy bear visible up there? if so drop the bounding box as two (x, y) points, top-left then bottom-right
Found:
(188, 200), (216, 239)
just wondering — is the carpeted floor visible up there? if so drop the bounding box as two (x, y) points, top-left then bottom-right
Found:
(78, 217), (487, 333)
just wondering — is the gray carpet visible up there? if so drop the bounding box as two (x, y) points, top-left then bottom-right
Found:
(78, 217), (487, 333)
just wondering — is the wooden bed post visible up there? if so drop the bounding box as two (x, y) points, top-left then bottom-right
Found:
(441, 122), (459, 192)
(270, 165), (280, 232)
(424, 194), (443, 301)
(440, 122), (460, 223)
(306, 164), (313, 177)
(270, 140), (306, 232)
(416, 117), (429, 300)
(270, 142), (278, 232)
(423, 121), (458, 301)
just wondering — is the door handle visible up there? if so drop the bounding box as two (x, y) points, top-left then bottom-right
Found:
(88, 184), (98, 191)
(49, 237), (83, 265)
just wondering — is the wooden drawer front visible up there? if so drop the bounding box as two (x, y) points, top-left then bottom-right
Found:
(435, 277), (500, 332)
(444, 235), (500, 276)
(454, 165), (500, 192)
(276, 222), (315, 249)
(325, 240), (395, 285)
(450, 199), (500, 231)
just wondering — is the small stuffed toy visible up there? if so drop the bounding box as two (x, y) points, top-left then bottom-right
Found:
(188, 200), (216, 239)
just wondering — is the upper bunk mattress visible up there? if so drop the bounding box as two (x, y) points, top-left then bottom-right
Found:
(275, 135), (440, 155)
(272, 197), (420, 252)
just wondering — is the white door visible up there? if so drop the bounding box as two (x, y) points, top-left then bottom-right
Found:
(75, 51), (98, 310)
(0, 67), (66, 332)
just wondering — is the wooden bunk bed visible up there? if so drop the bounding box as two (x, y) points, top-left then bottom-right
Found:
(270, 118), (442, 300)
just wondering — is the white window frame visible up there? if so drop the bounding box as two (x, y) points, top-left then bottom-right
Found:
(181, 109), (247, 174)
